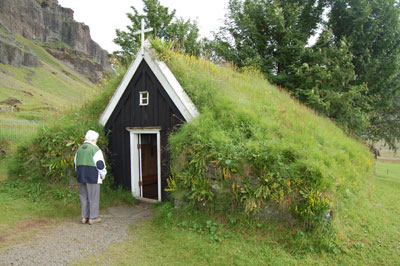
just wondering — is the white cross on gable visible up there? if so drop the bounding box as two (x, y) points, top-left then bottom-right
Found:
(132, 18), (153, 50)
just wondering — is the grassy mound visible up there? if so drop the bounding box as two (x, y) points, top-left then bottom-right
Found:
(160, 48), (374, 227)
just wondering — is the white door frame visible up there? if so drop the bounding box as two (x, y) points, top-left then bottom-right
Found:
(127, 127), (161, 201)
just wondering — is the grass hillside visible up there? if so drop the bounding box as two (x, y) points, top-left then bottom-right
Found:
(7, 39), (373, 231)
(0, 34), (95, 122)
(153, 43), (374, 228)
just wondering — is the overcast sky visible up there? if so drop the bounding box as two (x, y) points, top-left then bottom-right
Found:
(57, 0), (230, 53)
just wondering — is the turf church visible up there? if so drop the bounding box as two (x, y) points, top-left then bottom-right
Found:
(99, 21), (198, 201)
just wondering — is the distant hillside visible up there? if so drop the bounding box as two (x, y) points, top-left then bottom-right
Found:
(0, 0), (111, 82)
(0, 34), (95, 121)
(0, 0), (113, 121)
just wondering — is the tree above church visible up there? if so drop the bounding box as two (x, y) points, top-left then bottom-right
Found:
(213, 0), (400, 148)
(113, 0), (201, 66)
(328, 0), (400, 147)
(213, 0), (325, 84)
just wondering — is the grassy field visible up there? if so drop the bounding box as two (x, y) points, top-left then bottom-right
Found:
(0, 119), (42, 141)
(0, 34), (95, 123)
(72, 161), (400, 265)
(376, 161), (400, 182)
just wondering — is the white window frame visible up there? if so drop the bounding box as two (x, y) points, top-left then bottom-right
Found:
(139, 91), (149, 106)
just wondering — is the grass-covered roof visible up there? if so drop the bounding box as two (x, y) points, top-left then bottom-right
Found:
(153, 42), (374, 225)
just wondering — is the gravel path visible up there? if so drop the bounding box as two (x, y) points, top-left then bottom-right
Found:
(0, 203), (154, 266)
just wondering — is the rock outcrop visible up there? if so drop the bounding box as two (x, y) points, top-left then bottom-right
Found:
(44, 45), (106, 83)
(0, 25), (40, 68)
(0, 0), (111, 82)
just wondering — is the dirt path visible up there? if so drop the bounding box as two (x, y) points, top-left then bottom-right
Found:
(0, 203), (154, 266)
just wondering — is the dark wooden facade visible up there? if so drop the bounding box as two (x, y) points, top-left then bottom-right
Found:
(104, 60), (185, 200)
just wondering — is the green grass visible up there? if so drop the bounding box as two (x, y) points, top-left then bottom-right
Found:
(331, 165), (400, 264)
(0, 119), (41, 141)
(0, 34), (95, 123)
(72, 163), (400, 265)
(160, 47), (373, 222)
(0, 140), (14, 181)
(376, 161), (400, 182)
(0, 158), (397, 265)
(0, 189), (74, 233)
(0, 62), (92, 117)
(0, 175), (135, 248)
(73, 221), (297, 266)
(0, 156), (79, 247)
(0, 160), (7, 182)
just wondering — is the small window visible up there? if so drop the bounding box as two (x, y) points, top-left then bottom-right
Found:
(139, 91), (149, 106)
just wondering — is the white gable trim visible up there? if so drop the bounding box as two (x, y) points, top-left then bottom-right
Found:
(99, 48), (199, 126)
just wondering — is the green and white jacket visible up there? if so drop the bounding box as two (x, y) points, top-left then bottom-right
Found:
(74, 141), (107, 184)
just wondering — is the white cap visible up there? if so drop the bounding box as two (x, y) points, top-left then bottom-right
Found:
(85, 130), (99, 142)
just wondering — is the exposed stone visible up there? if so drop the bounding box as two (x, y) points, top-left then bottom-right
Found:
(24, 69), (35, 84)
(0, 97), (22, 106)
(45, 46), (104, 83)
(0, 39), (40, 68)
(0, 0), (111, 82)
(257, 202), (294, 222)
(0, 8), (42, 68)
(204, 162), (296, 222)
(174, 199), (184, 209)
(23, 90), (34, 97)
(0, 66), (14, 76)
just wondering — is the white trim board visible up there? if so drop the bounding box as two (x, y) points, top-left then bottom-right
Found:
(99, 47), (199, 126)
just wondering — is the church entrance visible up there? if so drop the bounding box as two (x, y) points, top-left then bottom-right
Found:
(139, 134), (158, 199)
(128, 128), (161, 201)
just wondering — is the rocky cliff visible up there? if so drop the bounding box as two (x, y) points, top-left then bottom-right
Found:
(0, 24), (41, 68)
(0, 0), (111, 83)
